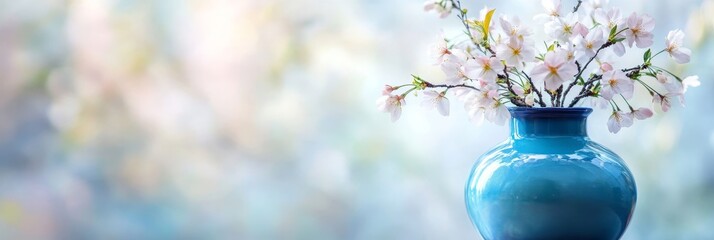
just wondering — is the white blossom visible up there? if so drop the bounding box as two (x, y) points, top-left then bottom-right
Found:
(382, 85), (395, 95)
(652, 94), (672, 112)
(430, 37), (452, 65)
(499, 15), (532, 40)
(592, 8), (627, 56)
(468, 107), (486, 125)
(377, 94), (405, 122)
(535, 0), (561, 22)
(557, 45), (577, 62)
(625, 12), (655, 48)
(485, 102), (510, 126)
(665, 29), (692, 64)
(600, 70), (633, 100)
(465, 56), (505, 83)
(440, 49), (471, 84)
(607, 110), (633, 133)
(682, 75), (701, 93)
(574, 26), (606, 62)
(423, 0), (453, 19)
(421, 90), (450, 116)
(496, 38), (536, 66)
(545, 13), (581, 42)
(596, 60), (614, 74)
(663, 75), (700, 106)
(630, 107), (653, 120)
(589, 96), (610, 109)
(584, 0), (609, 15)
(530, 51), (578, 91)
(593, 8), (622, 29)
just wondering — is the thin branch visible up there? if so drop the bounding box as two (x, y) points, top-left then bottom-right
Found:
(521, 71), (546, 107)
(449, 0), (485, 54)
(424, 82), (481, 91)
(560, 41), (614, 106)
(573, 0), (583, 13)
(566, 64), (649, 107)
(567, 74), (602, 107)
(502, 69), (530, 107)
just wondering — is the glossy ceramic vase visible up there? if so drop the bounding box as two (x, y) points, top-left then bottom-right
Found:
(465, 107), (637, 240)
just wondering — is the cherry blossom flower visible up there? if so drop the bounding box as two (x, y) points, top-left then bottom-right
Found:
(630, 107), (653, 120)
(589, 96), (610, 109)
(423, 0), (453, 19)
(468, 106), (486, 125)
(584, 0), (609, 15)
(592, 8), (627, 56)
(465, 87), (498, 108)
(452, 88), (475, 101)
(596, 60), (614, 74)
(558, 45), (577, 62)
(574, 26), (606, 62)
(545, 13), (581, 42)
(652, 94), (672, 112)
(496, 38), (536, 66)
(485, 101), (510, 126)
(665, 29), (692, 64)
(682, 76), (701, 93)
(607, 110), (633, 133)
(421, 90), (450, 116)
(663, 75), (700, 106)
(593, 8), (622, 29)
(465, 56), (505, 83)
(535, 0), (561, 22)
(530, 51), (578, 91)
(440, 49), (471, 84)
(377, 94), (405, 122)
(382, 85), (396, 95)
(499, 15), (532, 40)
(625, 12), (655, 48)
(430, 37), (452, 65)
(599, 70), (633, 100)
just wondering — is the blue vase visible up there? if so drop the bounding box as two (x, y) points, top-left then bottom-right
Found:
(465, 107), (637, 240)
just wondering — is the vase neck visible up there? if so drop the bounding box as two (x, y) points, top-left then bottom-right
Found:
(508, 107), (592, 139)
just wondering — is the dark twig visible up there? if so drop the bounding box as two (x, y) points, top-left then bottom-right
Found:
(502, 69), (530, 107)
(521, 70), (546, 107)
(424, 82), (481, 92)
(561, 41), (614, 106)
(573, 0), (583, 13)
(567, 74), (602, 107)
(567, 64), (650, 107)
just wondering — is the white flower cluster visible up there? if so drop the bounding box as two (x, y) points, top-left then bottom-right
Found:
(379, 0), (699, 133)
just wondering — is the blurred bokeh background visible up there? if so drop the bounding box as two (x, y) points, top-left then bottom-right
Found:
(0, 0), (712, 239)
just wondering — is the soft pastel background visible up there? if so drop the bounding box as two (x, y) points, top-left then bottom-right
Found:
(0, 0), (712, 239)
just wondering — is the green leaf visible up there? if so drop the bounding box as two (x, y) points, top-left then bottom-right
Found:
(613, 37), (626, 43)
(643, 49), (651, 62)
(609, 26), (618, 38)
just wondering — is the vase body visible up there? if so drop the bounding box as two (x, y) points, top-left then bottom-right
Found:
(465, 108), (636, 240)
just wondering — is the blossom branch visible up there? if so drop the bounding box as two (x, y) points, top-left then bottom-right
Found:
(567, 64), (649, 107)
(501, 70), (530, 107)
(521, 70), (546, 107)
(424, 82), (481, 92)
(561, 41), (614, 106)
(449, 0), (486, 54)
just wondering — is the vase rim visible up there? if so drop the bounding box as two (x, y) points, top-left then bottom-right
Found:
(508, 107), (593, 118)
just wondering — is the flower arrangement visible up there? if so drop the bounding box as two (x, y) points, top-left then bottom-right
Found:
(377, 0), (700, 133)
